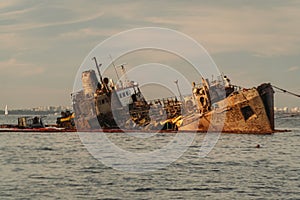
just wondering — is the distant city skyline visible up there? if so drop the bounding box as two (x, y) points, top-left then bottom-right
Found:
(0, 0), (299, 109)
(0, 105), (70, 111)
(274, 106), (300, 113)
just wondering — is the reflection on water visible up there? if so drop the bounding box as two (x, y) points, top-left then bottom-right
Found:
(0, 115), (299, 199)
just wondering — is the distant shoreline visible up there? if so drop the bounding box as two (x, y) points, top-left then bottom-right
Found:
(0, 110), (63, 116)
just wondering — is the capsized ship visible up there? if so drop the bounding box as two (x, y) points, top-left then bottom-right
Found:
(72, 59), (275, 134)
(179, 78), (275, 133)
(72, 59), (150, 131)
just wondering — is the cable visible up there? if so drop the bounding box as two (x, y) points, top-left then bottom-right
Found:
(272, 85), (300, 98)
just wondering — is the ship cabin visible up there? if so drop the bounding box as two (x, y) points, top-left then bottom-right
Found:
(192, 76), (236, 115)
(95, 76), (146, 110)
(116, 82), (143, 107)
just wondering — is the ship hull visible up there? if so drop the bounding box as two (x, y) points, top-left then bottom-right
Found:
(179, 83), (274, 134)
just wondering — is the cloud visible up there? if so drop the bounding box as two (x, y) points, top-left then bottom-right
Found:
(0, 58), (45, 77)
(0, 12), (104, 33)
(0, 0), (19, 9)
(0, 0), (107, 35)
(2, 1), (300, 56)
(1, 0), (300, 108)
(0, 2), (42, 17)
(144, 3), (300, 56)
(288, 66), (299, 72)
(0, 1), (105, 52)
(59, 28), (119, 40)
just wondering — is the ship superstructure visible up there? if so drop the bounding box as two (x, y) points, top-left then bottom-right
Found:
(72, 58), (150, 130)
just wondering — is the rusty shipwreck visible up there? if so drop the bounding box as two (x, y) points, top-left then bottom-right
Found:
(72, 59), (275, 134)
(179, 78), (274, 133)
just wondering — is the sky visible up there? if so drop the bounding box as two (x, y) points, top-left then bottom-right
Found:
(0, 0), (300, 109)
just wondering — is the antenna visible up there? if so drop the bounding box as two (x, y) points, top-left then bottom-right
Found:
(174, 80), (184, 103)
(92, 57), (103, 84)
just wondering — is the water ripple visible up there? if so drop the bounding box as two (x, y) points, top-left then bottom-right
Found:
(0, 117), (299, 199)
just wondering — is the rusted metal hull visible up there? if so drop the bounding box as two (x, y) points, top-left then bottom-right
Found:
(73, 70), (277, 134)
(179, 83), (275, 134)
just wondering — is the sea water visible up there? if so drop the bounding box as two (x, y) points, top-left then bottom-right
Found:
(0, 114), (299, 199)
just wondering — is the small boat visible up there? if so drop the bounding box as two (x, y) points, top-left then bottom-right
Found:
(0, 115), (77, 132)
(18, 116), (46, 128)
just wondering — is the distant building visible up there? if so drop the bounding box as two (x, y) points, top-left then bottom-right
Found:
(291, 107), (300, 113)
(274, 106), (300, 113)
(283, 107), (289, 113)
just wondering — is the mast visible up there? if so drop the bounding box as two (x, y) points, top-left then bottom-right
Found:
(92, 57), (103, 84)
(174, 80), (184, 103)
(174, 80), (186, 114)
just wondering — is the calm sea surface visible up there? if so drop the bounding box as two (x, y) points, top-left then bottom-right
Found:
(0, 114), (299, 199)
